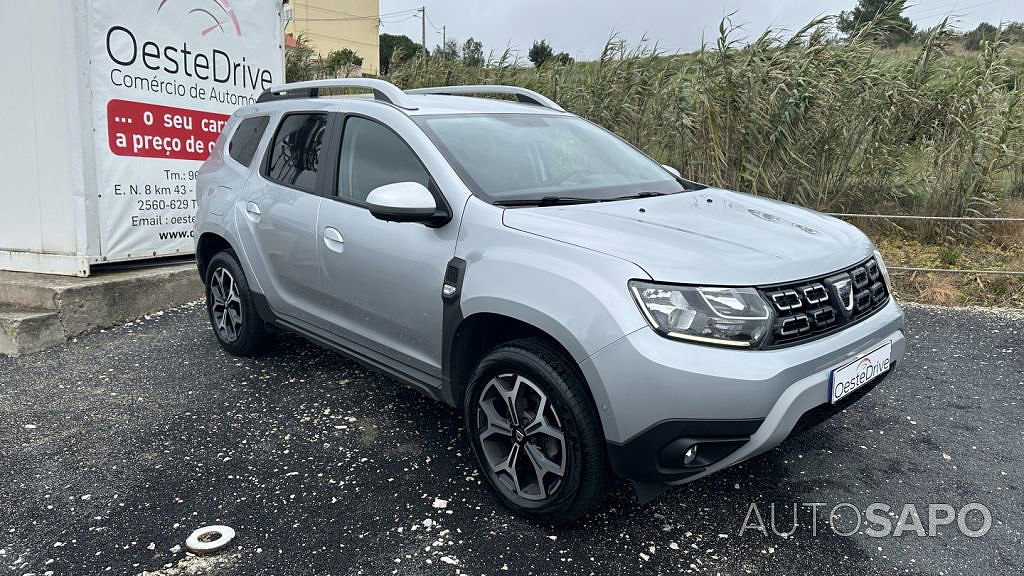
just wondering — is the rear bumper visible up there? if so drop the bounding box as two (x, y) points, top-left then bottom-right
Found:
(581, 298), (905, 489)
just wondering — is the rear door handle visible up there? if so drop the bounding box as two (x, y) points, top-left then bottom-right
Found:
(323, 226), (345, 252)
(245, 201), (261, 222)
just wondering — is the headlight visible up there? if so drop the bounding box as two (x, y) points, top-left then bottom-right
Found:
(873, 250), (893, 292)
(629, 281), (773, 347)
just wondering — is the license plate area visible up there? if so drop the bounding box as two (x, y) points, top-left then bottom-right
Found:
(829, 341), (892, 403)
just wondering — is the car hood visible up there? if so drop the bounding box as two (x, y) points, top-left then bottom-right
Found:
(502, 188), (874, 286)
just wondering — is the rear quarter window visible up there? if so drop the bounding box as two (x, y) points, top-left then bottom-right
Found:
(228, 116), (270, 167)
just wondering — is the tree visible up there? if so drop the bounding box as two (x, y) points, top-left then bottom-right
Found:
(286, 35), (319, 82)
(1006, 21), (1024, 44)
(380, 33), (421, 75)
(553, 51), (574, 66)
(528, 40), (554, 68)
(837, 0), (917, 47)
(324, 48), (363, 78)
(462, 37), (484, 67)
(963, 22), (999, 50)
(434, 39), (459, 61)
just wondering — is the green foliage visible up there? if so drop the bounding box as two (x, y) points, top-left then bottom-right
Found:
(838, 0), (916, 47)
(528, 40), (554, 68)
(964, 22), (999, 51)
(323, 48), (363, 77)
(380, 33), (421, 75)
(434, 39), (459, 61)
(938, 245), (962, 266)
(961, 22), (1024, 51)
(286, 37), (363, 81)
(388, 13), (1024, 241)
(285, 35), (320, 82)
(463, 38), (484, 68)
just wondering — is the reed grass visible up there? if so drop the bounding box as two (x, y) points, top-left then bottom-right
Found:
(387, 15), (1024, 241)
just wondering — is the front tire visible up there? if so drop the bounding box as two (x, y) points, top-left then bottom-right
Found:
(464, 338), (612, 524)
(204, 251), (270, 357)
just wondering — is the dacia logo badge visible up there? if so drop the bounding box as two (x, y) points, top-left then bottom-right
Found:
(833, 278), (854, 312)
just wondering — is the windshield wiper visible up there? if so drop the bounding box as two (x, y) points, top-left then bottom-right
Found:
(493, 196), (600, 207)
(493, 191), (672, 207)
(599, 191), (666, 202)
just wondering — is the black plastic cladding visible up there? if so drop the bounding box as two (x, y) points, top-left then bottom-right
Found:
(758, 257), (890, 349)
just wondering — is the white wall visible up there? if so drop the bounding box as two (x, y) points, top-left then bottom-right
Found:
(0, 0), (85, 256)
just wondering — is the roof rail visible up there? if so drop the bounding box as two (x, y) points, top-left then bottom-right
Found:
(404, 85), (565, 112)
(257, 79), (418, 110)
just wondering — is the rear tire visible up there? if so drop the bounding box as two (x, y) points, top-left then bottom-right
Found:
(464, 338), (612, 524)
(204, 251), (271, 357)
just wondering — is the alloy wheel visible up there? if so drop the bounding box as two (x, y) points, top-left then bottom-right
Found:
(209, 267), (243, 343)
(476, 373), (567, 501)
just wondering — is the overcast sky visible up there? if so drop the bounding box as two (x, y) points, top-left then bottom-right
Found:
(379, 1), (1024, 59)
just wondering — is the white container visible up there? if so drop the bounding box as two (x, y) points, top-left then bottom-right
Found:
(0, 0), (284, 276)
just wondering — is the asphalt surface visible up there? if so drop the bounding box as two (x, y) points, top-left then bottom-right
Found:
(1, 302), (1021, 576)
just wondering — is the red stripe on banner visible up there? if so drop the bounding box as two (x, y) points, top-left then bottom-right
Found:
(107, 99), (230, 161)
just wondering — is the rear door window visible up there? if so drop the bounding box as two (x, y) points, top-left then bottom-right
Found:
(228, 116), (269, 167)
(264, 113), (329, 193)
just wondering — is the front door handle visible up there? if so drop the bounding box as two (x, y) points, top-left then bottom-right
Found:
(323, 226), (345, 253)
(245, 201), (261, 222)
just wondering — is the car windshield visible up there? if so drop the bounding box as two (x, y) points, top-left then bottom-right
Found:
(415, 114), (687, 205)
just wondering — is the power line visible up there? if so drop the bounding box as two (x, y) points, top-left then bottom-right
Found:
(288, 6), (420, 23)
(295, 15), (406, 22)
(379, 17), (419, 28)
(291, 5), (419, 19)
(904, 0), (996, 16)
(904, 0), (964, 16)
(381, 14), (420, 23)
(905, 0), (1003, 22)
(425, 12), (444, 32)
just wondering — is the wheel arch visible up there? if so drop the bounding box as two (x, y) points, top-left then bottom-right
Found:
(445, 309), (605, 439)
(196, 232), (236, 280)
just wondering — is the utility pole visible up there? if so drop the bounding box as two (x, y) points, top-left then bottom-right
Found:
(442, 25), (446, 48)
(420, 6), (426, 53)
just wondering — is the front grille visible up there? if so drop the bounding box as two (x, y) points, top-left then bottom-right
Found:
(759, 257), (889, 348)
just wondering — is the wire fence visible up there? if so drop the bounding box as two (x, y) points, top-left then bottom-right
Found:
(826, 213), (1024, 277)
(827, 212), (1024, 222)
(888, 266), (1024, 276)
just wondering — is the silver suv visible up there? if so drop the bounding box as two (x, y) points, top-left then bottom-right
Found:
(195, 79), (906, 523)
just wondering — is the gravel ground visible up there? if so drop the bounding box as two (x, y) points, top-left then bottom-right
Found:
(0, 302), (1021, 576)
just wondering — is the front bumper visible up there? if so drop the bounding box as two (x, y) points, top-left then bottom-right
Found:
(580, 298), (905, 489)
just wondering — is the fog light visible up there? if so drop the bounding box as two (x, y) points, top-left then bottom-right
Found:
(683, 445), (698, 465)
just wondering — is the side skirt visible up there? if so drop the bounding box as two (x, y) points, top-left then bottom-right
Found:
(250, 291), (446, 403)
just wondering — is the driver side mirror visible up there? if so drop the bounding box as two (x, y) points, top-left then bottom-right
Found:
(366, 182), (450, 227)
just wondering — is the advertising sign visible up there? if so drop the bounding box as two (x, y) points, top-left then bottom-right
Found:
(89, 0), (282, 260)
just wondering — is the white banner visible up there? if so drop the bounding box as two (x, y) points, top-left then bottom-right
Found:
(89, 0), (283, 260)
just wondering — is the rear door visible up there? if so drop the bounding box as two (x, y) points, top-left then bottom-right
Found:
(235, 111), (332, 322)
(313, 113), (460, 382)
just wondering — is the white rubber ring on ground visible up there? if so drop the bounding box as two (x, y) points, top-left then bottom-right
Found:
(185, 525), (236, 555)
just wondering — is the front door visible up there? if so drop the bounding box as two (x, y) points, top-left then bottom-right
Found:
(314, 115), (459, 381)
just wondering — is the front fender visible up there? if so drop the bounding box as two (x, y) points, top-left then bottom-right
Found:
(458, 242), (649, 364)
